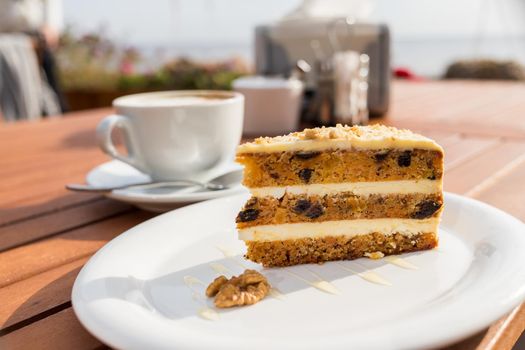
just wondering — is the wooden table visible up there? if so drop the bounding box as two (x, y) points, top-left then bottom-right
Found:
(1, 80), (524, 349)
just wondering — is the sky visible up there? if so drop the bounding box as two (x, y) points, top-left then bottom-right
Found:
(62, 0), (299, 47)
(62, 0), (525, 44)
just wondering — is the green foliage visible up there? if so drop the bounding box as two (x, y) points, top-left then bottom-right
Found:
(116, 61), (245, 92)
(55, 29), (249, 93)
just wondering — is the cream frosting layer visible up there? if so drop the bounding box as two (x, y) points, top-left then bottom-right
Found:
(237, 125), (443, 154)
(238, 218), (440, 241)
(237, 138), (441, 153)
(249, 180), (442, 198)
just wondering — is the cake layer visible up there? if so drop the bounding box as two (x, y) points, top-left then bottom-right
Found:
(237, 124), (443, 154)
(245, 232), (438, 267)
(237, 148), (443, 188)
(249, 179), (441, 198)
(236, 192), (443, 228)
(236, 125), (444, 267)
(238, 218), (439, 241)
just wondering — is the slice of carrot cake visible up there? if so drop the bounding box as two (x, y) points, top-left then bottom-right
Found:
(235, 124), (444, 267)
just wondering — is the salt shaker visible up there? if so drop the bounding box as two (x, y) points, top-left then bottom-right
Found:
(333, 51), (369, 126)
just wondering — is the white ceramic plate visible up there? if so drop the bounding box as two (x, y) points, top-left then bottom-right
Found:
(86, 160), (246, 212)
(72, 192), (525, 350)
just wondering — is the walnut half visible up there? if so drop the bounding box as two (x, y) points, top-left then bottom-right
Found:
(205, 275), (228, 297)
(206, 269), (271, 308)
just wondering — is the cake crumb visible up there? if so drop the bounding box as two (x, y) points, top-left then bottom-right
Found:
(206, 269), (271, 308)
(304, 128), (318, 139)
(364, 251), (385, 260)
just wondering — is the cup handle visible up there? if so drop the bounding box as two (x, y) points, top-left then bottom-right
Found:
(96, 114), (148, 173)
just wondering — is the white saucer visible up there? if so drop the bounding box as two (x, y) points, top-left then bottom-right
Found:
(72, 192), (525, 349)
(86, 160), (247, 212)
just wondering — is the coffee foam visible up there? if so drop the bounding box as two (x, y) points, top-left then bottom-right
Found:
(115, 91), (236, 107)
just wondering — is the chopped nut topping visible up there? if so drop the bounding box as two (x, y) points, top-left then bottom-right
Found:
(304, 129), (318, 139)
(364, 251), (385, 260)
(237, 124), (443, 154)
(206, 269), (271, 308)
(328, 129), (339, 139)
(248, 124), (419, 144)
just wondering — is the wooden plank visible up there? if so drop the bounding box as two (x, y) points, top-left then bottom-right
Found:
(0, 120), (98, 144)
(468, 159), (525, 221)
(0, 191), (100, 227)
(0, 257), (88, 330)
(402, 87), (511, 124)
(476, 304), (525, 350)
(0, 151), (105, 179)
(0, 210), (154, 288)
(455, 91), (525, 126)
(385, 119), (525, 140)
(442, 136), (500, 171)
(0, 155), (107, 203)
(390, 81), (477, 120)
(0, 107), (110, 136)
(0, 115), (121, 215)
(0, 131), (103, 170)
(445, 141), (525, 195)
(0, 198), (132, 251)
(0, 308), (103, 350)
(0, 111), (105, 177)
(0, 148), (109, 212)
(385, 81), (525, 139)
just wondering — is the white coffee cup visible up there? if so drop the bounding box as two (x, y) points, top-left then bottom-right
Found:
(233, 76), (304, 135)
(96, 90), (244, 181)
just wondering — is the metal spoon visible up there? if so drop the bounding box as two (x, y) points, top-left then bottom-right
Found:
(66, 169), (243, 194)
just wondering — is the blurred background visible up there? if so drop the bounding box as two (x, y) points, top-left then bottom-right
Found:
(1, 0), (525, 121)
(59, 0), (525, 76)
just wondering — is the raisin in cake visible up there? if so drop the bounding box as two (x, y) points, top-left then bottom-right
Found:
(235, 124), (444, 267)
